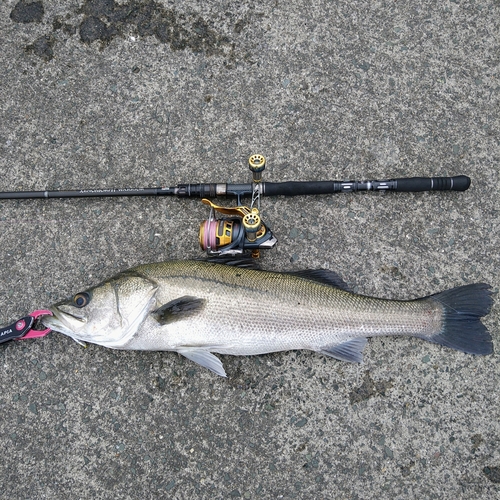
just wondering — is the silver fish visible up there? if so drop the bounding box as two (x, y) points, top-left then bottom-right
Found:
(42, 260), (493, 377)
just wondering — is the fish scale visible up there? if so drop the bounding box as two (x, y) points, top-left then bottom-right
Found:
(42, 260), (493, 377)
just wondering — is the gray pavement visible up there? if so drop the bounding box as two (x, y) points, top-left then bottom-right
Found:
(1, 0), (499, 498)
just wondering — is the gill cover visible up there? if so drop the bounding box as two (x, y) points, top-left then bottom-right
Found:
(45, 271), (158, 348)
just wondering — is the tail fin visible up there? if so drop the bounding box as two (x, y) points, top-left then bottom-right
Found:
(424, 283), (493, 355)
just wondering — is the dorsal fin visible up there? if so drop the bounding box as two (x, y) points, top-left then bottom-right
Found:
(284, 269), (351, 291)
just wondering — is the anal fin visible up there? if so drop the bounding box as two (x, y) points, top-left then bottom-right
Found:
(320, 338), (367, 363)
(177, 348), (227, 377)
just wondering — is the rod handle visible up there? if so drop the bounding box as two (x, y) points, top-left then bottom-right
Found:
(394, 175), (470, 192)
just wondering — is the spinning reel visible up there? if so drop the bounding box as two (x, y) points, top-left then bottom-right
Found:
(198, 154), (278, 258)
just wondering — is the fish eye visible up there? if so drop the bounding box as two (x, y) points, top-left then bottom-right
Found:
(73, 292), (91, 308)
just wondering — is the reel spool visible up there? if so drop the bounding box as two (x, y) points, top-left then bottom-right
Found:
(198, 154), (277, 257)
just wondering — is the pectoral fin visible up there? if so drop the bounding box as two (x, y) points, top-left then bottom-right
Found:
(153, 296), (206, 325)
(320, 338), (367, 363)
(177, 348), (227, 377)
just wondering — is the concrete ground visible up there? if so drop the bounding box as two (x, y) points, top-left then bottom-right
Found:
(1, 0), (499, 498)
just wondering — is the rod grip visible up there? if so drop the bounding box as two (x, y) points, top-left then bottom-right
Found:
(263, 181), (337, 196)
(394, 176), (470, 192)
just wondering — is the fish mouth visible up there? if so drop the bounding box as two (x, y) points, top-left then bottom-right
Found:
(41, 307), (87, 335)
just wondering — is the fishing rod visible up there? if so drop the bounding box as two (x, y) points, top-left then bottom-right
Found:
(0, 173), (470, 202)
(1, 154), (471, 257)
